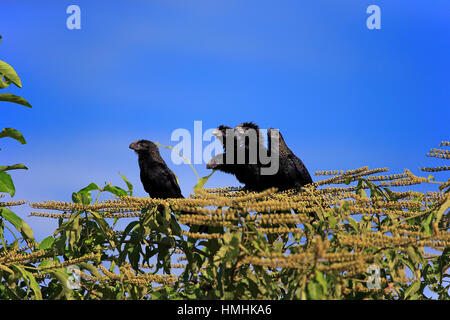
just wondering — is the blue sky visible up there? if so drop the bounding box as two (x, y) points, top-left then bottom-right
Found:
(1, 0), (449, 241)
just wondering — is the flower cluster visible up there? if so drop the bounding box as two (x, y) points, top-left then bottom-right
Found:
(0, 200), (26, 207)
(421, 166), (450, 172)
(0, 249), (46, 264)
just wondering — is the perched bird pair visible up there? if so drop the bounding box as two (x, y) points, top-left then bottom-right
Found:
(206, 122), (313, 192)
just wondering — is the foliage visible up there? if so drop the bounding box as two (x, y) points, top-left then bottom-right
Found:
(1, 155), (449, 299)
(0, 34), (448, 300)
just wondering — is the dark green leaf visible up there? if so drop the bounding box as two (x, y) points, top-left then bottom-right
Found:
(0, 208), (34, 241)
(0, 128), (26, 144)
(193, 171), (215, 194)
(120, 174), (133, 196)
(0, 60), (22, 88)
(23, 270), (42, 300)
(0, 172), (15, 196)
(0, 93), (31, 107)
(404, 281), (421, 299)
(77, 183), (100, 194)
(103, 185), (128, 198)
(38, 236), (54, 250)
(307, 281), (323, 300)
(0, 164), (28, 173)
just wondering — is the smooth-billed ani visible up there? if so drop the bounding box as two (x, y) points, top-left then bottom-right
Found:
(207, 122), (272, 191)
(267, 128), (313, 191)
(129, 139), (183, 199)
(130, 139), (208, 233)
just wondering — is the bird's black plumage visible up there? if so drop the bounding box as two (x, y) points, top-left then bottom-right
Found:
(213, 125), (234, 153)
(129, 139), (183, 199)
(207, 123), (313, 192)
(130, 139), (208, 233)
(207, 125), (236, 173)
(233, 122), (272, 191)
(267, 128), (313, 191)
(207, 125), (239, 175)
(207, 122), (272, 191)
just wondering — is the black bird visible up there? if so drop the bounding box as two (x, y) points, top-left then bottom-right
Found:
(130, 139), (208, 233)
(233, 122), (273, 191)
(129, 139), (183, 199)
(207, 123), (313, 192)
(207, 122), (271, 191)
(212, 125), (234, 153)
(267, 128), (313, 191)
(207, 125), (239, 176)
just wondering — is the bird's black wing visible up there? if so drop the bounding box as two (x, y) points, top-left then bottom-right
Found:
(157, 163), (184, 198)
(288, 154), (313, 186)
(141, 162), (183, 199)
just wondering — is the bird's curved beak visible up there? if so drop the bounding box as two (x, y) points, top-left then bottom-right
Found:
(206, 157), (220, 169)
(129, 141), (138, 151)
(207, 153), (225, 169)
(234, 125), (245, 135)
(212, 128), (220, 137)
(206, 161), (218, 169)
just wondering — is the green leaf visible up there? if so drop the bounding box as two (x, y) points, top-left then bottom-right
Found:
(24, 270), (42, 300)
(0, 207), (21, 230)
(0, 208), (34, 241)
(421, 212), (434, 236)
(0, 128), (26, 144)
(9, 264), (42, 299)
(327, 215), (337, 229)
(72, 183), (100, 205)
(0, 60), (22, 88)
(356, 187), (368, 199)
(50, 269), (74, 300)
(21, 222), (35, 242)
(307, 281), (323, 300)
(38, 259), (57, 270)
(347, 216), (360, 232)
(433, 198), (449, 231)
(194, 171), (215, 194)
(38, 236), (54, 250)
(103, 185), (128, 198)
(0, 164), (28, 173)
(0, 93), (31, 107)
(0, 264), (14, 275)
(120, 173), (133, 196)
(314, 270), (328, 294)
(170, 214), (182, 237)
(53, 211), (82, 236)
(77, 182), (100, 194)
(404, 281), (421, 299)
(78, 262), (103, 278)
(0, 172), (15, 196)
(71, 192), (92, 205)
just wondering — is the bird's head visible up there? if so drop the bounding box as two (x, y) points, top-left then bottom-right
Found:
(235, 122), (264, 149)
(212, 125), (233, 138)
(129, 139), (158, 154)
(234, 122), (260, 135)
